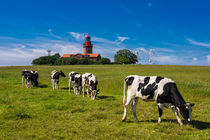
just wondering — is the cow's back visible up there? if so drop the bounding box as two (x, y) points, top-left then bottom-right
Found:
(125, 75), (174, 101)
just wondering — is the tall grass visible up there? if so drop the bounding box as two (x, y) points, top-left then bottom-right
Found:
(0, 65), (209, 139)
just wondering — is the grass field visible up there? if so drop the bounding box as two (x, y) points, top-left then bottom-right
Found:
(0, 65), (209, 139)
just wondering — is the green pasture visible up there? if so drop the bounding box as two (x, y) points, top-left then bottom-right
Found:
(0, 65), (209, 139)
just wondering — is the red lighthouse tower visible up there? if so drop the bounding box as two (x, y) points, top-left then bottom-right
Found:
(62, 33), (101, 61)
(83, 34), (93, 55)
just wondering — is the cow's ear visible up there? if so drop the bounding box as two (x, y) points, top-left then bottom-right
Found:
(97, 89), (100, 93)
(191, 103), (195, 107)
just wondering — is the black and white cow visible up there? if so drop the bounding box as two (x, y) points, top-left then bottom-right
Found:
(51, 70), (66, 90)
(68, 71), (79, 92)
(74, 73), (82, 95)
(82, 73), (100, 100)
(22, 70), (39, 88)
(122, 75), (194, 126)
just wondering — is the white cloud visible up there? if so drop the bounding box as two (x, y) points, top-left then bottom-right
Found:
(48, 29), (62, 39)
(193, 57), (198, 62)
(154, 55), (182, 65)
(117, 36), (129, 43)
(207, 55), (210, 63)
(69, 32), (83, 41)
(187, 38), (210, 48)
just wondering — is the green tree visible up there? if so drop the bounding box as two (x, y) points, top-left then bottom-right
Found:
(114, 49), (138, 64)
(32, 53), (61, 65)
(98, 57), (111, 64)
(77, 58), (94, 65)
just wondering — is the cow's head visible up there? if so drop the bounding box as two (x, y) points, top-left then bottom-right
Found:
(179, 103), (194, 122)
(60, 71), (66, 77)
(91, 89), (100, 100)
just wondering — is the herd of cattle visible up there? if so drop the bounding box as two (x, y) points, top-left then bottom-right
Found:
(22, 70), (99, 100)
(21, 69), (194, 126)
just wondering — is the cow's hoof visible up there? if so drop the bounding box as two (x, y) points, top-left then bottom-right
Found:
(122, 118), (126, 122)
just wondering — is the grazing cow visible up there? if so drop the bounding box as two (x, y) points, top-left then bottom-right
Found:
(73, 73), (82, 95)
(122, 75), (194, 126)
(82, 73), (100, 100)
(22, 70), (39, 88)
(68, 71), (79, 92)
(51, 70), (66, 90)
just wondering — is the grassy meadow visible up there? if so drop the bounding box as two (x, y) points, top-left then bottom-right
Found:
(0, 65), (209, 139)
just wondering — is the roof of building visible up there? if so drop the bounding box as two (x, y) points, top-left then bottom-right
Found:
(61, 53), (100, 58)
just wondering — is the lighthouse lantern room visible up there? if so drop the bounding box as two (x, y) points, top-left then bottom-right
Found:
(83, 34), (93, 54)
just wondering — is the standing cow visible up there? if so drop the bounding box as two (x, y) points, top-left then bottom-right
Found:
(74, 73), (82, 95)
(22, 70), (39, 88)
(82, 73), (100, 100)
(51, 70), (66, 90)
(122, 75), (194, 126)
(68, 71), (79, 92)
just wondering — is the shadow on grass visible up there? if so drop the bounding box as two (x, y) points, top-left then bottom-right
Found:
(97, 95), (116, 100)
(124, 119), (210, 130)
(61, 87), (70, 90)
(38, 85), (48, 88)
(190, 120), (210, 130)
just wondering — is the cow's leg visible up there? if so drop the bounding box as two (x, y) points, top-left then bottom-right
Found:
(52, 79), (55, 90)
(122, 95), (133, 122)
(131, 98), (139, 122)
(69, 79), (71, 92)
(86, 87), (89, 97)
(22, 76), (25, 87)
(57, 80), (59, 89)
(172, 107), (183, 126)
(26, 79), (30, 88)
(158, 104), (163, 123)
(82, 85), (85, 97)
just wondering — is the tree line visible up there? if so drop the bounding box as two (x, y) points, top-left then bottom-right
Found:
(32, 49), (138, 65)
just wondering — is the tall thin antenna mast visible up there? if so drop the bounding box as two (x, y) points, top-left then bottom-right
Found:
(149, 49), (154, 64)
(47, 49), (51, 56)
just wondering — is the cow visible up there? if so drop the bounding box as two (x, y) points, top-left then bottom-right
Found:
(73, 73), (82, 95)
(22, 70), (39, 88)
(82, 73), (100, 100)
(68, 71), (79, 92)
(51, 70), (66, 90)
(122, 75), (194, 126)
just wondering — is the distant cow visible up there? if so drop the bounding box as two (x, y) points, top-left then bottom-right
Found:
(74, 73), (82, 95)
(68, 71), (79, 92)
(22, 70), (39, 88)
(51, 70), (66, 90)
(82, 73), (100, 100)
(122, 75), (194, 126)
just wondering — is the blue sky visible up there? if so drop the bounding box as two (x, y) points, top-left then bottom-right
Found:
(0, 0), (210, 66)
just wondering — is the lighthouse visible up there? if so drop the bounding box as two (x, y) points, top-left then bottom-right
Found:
(62, 33), (101, 61)
(83, 34), (93, 55)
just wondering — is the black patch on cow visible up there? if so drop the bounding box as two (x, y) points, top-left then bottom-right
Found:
(141, 82), (158, 99)
(125, 77), (134, 86)
(88, 74), (92, 77)
(138, 77), (150, 91)
(90, 80), (97, 90)
(157, 83), (186, 107)
(156, 76), (164, 83)
(75, 77), (82, 87)
(70, 72), (79, 81)
(53, 72), (60, 79)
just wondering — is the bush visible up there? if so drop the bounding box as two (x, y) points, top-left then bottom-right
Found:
(77, 58), (94, 65)
(98, 57), (111, 64)
(55, 58), (78, 65)
(32, 53), (60, 65)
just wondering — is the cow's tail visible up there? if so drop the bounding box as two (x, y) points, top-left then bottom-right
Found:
(123, 79), (126, 106)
